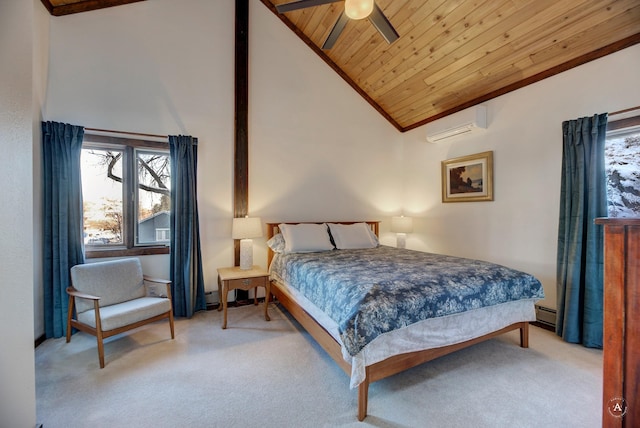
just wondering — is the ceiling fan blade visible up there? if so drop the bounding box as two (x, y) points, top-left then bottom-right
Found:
(368, 3), (399, 44)
(322, 10), (349, 50)
(276, 0), (342, 14)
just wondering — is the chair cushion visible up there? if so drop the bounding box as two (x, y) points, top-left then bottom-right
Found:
(71, 259), (146, 314)
(77, 297), (172, 331)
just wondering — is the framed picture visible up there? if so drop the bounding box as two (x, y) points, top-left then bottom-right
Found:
(441, 151), (493, 202)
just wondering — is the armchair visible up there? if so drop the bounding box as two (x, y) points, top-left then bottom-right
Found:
(66, 258), (175, 368)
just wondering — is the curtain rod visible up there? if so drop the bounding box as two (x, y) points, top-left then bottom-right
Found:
(84, 127), (168, 139)
(609, 106), (640, 116)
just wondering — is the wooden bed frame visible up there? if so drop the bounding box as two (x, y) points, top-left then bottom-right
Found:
(266, 221), (529, 421)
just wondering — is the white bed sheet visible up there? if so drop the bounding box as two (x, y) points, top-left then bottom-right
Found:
(270, 269), (537, 388)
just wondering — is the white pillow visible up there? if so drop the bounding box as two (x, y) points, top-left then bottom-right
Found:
(278, 223), (334, 253)
(267, 233), (286, 253)
(327, 223), (378, 250)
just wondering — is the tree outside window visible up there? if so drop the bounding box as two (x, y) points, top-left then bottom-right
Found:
(606, 122), (640, 217)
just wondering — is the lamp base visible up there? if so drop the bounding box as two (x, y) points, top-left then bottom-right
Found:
(396, 233), (407, 249)
(239, 239), (253, 270)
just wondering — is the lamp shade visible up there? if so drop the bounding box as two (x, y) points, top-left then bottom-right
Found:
(232, 217), (263, 239)
(345, 0), (374, 20)
(391, 216), (413, 233)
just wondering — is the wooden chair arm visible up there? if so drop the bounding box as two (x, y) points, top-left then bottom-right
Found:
(66, 286), (100, 301)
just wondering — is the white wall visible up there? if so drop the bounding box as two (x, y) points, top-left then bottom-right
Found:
(401, 44), (640, 309)
(40, 0), (640, 318)
(249, 2), (404, 265)
(43, 0), (235, 297)
(42, 0), (404, 309)
(12, 3), (638, 422)
(33, 0), (50, 346)
(0, 1), (38, 426)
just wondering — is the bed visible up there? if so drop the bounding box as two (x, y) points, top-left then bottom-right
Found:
(266, 221), (544, 421)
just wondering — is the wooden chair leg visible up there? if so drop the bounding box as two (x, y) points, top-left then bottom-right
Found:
(66, 297), (75, 343)
(93, 301), (106, 368)
(96, 333), (105, 369)
(166, 284), (175, 339)
(168, 311), (175, 339)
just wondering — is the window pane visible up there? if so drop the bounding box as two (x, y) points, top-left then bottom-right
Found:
(136, 150), (171, 245)
(81, 148), (124, 245)
(606, 128), (640, 217)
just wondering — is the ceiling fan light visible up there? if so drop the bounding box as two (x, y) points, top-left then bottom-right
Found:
(345, 0), (374, 20)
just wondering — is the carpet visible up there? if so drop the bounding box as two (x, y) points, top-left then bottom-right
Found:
(35, 304), (602, 427)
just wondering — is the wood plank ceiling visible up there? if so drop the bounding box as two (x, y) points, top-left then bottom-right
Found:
(42, 0), (640, 132)
(40, 0), (144, 16)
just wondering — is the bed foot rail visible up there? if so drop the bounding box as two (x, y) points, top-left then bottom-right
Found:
(357, 377), (369, 421)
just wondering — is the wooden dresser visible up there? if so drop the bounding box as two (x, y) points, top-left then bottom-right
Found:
(595, 218), (639, 427)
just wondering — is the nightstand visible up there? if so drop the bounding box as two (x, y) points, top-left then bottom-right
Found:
(217, 265), (270, 329)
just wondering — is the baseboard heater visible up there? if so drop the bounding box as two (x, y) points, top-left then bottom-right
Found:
(205, 290), (237, 308)
(535, 305), (557, 329)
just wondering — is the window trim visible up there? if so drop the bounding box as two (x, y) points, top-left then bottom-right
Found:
(82, 134), (171, 259)
(84, 245), (169, 259)
(607, 115), (640, 132)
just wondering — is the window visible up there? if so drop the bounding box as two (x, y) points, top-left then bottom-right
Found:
(606, 115), (640, 217)
(155, 228), (170, 242)
(81, 134), (171, 257)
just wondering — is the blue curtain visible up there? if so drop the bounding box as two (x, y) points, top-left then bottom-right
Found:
(169, 135), (206, 317)
(556, 113), (608, 348)
(42, 121), (85, 338)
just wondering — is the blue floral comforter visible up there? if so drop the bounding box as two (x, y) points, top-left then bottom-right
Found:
(271, 246), (544, 357)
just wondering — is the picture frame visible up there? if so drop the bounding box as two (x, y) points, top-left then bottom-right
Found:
(441, 151), (493, 202)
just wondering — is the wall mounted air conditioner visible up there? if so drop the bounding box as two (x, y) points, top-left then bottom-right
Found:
(426, 105), (487, 143)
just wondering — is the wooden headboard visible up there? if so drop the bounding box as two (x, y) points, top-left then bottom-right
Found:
(266, 221), (380, 267)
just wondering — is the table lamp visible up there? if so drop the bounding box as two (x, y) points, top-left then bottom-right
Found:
(232, 216), (263, 270)
(391, 216), (413, 249)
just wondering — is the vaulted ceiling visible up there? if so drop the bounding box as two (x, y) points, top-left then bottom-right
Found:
(42, 0), (640, 132)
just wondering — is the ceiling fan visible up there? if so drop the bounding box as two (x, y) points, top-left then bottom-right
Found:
(276, 0), (399, 50)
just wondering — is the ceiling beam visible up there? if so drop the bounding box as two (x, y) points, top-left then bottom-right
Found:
(234, 0), (250, 267)
(40, 0), (145, 16)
